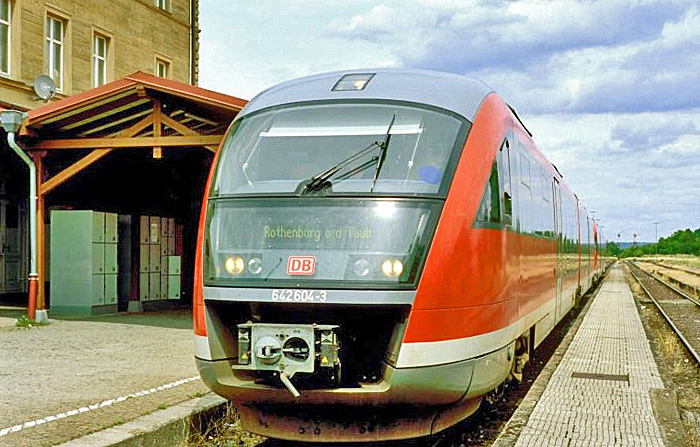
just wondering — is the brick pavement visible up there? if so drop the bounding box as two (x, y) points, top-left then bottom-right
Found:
(515, 266), (666, 446)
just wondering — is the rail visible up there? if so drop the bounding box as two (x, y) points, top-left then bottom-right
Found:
(627, 261), (700, 366)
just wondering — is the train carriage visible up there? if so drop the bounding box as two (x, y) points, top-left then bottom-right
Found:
(193, 69), (605, 442)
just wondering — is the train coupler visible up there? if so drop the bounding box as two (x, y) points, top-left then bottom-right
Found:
(233, 322), (341, 396)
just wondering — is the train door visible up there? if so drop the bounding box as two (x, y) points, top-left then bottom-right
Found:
(552, 178), (563, 320)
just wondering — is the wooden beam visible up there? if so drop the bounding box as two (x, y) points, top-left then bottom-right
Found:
(108, 113), (153, 138)
(38, 114), (152, 196)
(80, 109), (151, 136)
(161, 113), (199, 136)
(161, 114), (222, 153)
(32, 135), (224, 149)
(40, 149), (113, 195)
(37, 90), (136, 126)
(152, 98), (162, 158)
(59, 98), (150, 131)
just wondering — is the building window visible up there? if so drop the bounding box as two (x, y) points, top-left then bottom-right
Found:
(93, 34), (108, 87)
(0, 0), (10, 76)
(46, 16), (64, 90)
(155, 0), (170, 11)
(156, 58), (169, 78)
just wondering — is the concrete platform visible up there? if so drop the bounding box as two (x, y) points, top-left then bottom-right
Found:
(0, 308), (215, 447)
(513, 266), (668, 446)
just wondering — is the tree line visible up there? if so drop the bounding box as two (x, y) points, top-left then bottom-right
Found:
(605, 228), (700, 258)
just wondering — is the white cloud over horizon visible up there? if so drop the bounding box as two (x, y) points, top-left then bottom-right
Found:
(199, 0), (700, 242)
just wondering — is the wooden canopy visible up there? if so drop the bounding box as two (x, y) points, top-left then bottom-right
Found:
(19, 72), (247, 313)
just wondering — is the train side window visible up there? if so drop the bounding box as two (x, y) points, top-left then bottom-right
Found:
(476, 139), (513, 226)
(476, 161), (501, 223)
(519, 153), (531, 187)
(499, 140), (513, 225)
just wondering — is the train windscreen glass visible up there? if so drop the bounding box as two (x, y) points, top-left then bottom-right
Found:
(204, 199), (440, 288)
(212, 102), (467, 196)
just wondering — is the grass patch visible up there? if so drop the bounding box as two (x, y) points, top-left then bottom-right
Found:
(15, 315), (48, 329)
(184, 402), (265, 447)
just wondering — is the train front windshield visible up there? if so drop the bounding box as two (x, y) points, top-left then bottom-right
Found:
(205, 101), (469, 289)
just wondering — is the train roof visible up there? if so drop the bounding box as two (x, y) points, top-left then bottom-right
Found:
(237, 68), (494, 121)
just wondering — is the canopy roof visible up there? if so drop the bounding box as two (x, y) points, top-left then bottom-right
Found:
(22, 71), (246, 145)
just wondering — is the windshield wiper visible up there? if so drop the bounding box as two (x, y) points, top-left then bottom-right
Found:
(370, 114), (395, 192)
(298, 141), (381, 194)
(297, 115), (396, 195)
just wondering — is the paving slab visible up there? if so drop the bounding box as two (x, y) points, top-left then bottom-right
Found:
(512, 266), (668, 446)
(0, 308), (211, 447)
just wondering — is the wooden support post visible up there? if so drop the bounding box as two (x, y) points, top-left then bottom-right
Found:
(153, 98), (162, 158)
(33, 152), (46, 313)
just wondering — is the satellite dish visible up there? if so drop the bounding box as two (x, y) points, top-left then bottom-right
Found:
(33, 75), (56, 102)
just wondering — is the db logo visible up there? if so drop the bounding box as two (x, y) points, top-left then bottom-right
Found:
(287, 256), (316, 276)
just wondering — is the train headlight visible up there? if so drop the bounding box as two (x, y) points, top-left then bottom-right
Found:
(353, 259), (370, 277)
(248, 257), (263, 275)
(381, 259), (403, 277)
(224, 256), (245, 275)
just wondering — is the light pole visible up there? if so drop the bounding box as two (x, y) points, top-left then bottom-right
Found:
(1, 110), (44, 322)
(653, 222), (659, 256)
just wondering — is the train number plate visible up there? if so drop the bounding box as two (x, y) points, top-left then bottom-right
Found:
(287, 256), (316, 275)
(271, 289), (327, 302)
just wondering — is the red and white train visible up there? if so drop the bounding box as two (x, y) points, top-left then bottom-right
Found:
(193, 69), (606, 442)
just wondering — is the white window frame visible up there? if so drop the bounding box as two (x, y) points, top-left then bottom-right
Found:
(92, 34), (107, 87)
(155, 0), (170, 11)
(0, 0), (11, 77)
(156, 58), (169, 78)
(46, 15), (64, 91)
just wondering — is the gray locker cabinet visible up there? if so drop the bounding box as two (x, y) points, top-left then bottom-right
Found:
(104, 243), (118, 274)
(167, 256), (181, 275)
(167, 275), (181, 299)
(139, 216), (150, 244)
(50, 210), (119, 315)
(161, 256), (169, 274)
(161, 217), (169, 238)
(92, 274), (105, 305)
(50, 211), (92, 313)
(105, 213), (118, 243)
(149, 272), (161, 300)
(92, 211), (105, 243)
(149, 216), (161, 244)
(139, 273), (150, 301)
(166, 237), (175, 255)
(139, 244), (149, 273)
(104, 274), (118, 305)
(92, 243), (105, 274)
(167, 218), (175, 237)
(161, 243), (168, 256)
(160, 274), (168, 299)
(149, 245), (161, 272)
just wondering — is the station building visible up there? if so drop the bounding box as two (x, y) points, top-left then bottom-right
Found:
(0, 0), (246, 316)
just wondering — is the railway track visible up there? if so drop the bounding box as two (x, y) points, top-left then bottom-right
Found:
(641, 259), (700, 278)
(628, 261), (700, 365)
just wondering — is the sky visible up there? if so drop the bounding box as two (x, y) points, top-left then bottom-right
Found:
(199, 0), (700, 243)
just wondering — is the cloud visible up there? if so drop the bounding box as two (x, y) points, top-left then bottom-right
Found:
(199, 0), (700, 242)
(525, 111), (700, 241)
(611, 118), (699, 152)
(326, 0), (699, 114)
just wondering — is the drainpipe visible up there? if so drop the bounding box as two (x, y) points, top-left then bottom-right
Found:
(1, 111), (42, 322)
